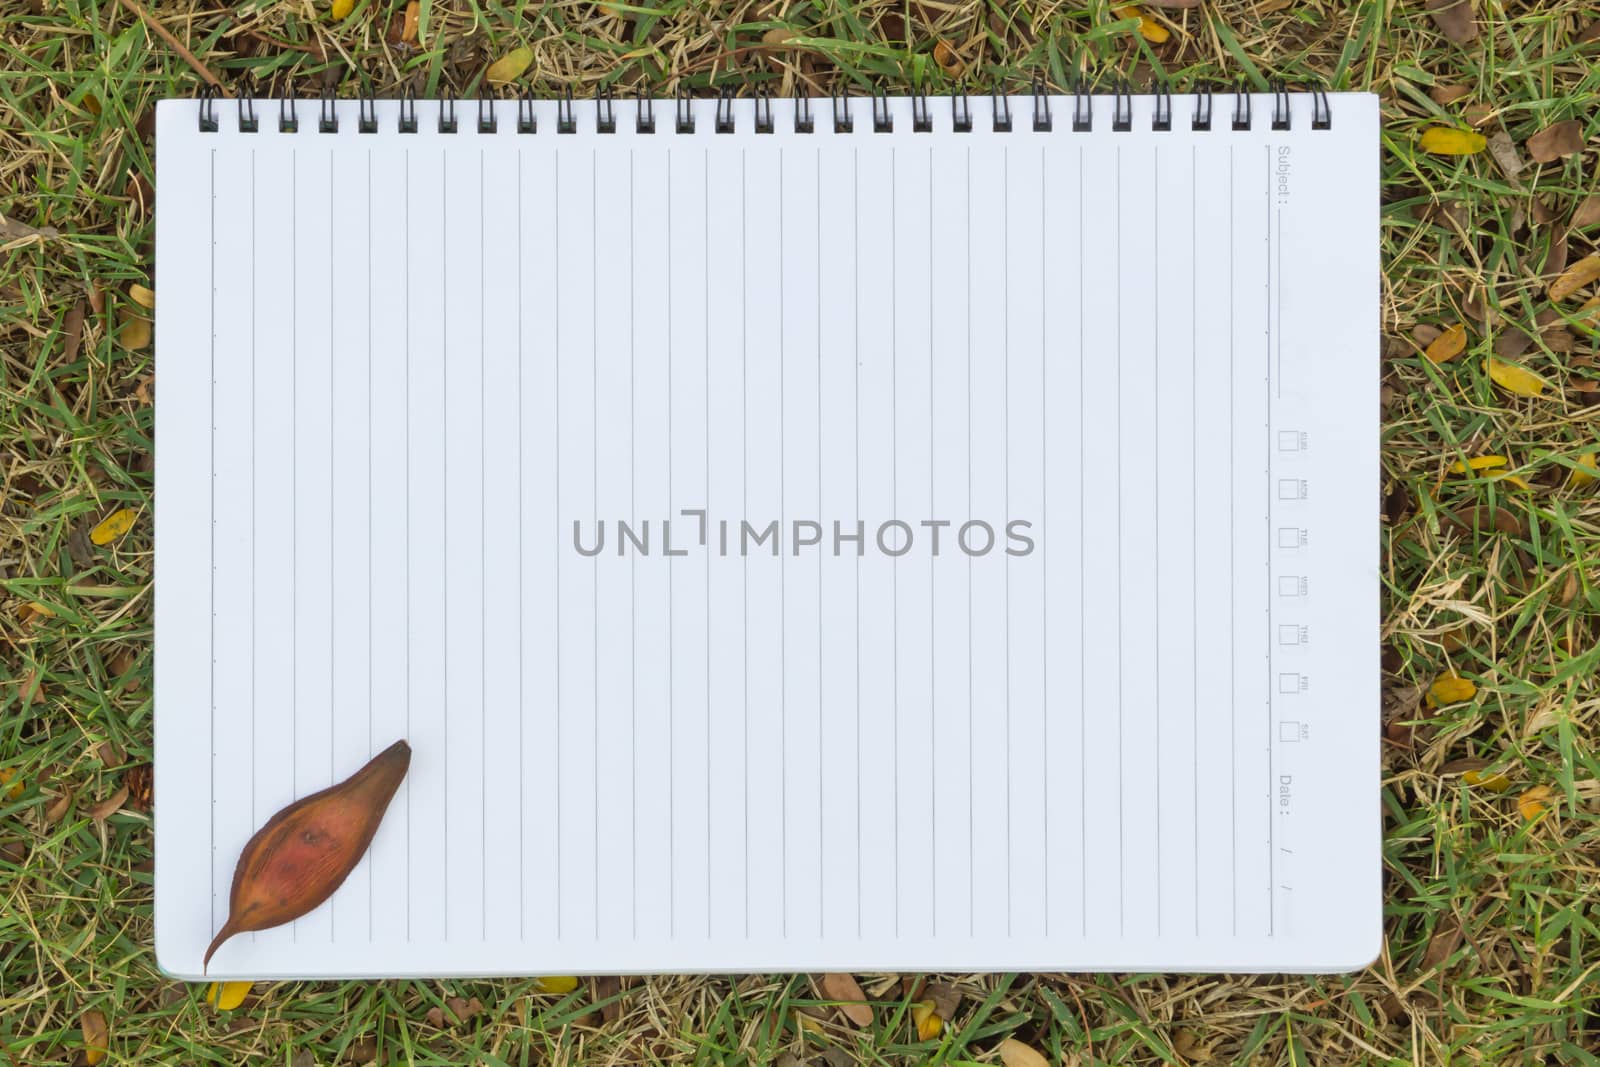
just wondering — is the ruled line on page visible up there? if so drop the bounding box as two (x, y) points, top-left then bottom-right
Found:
(1229, 142), (1238, 937)
(1153, 142), (1161, 937)
(208, 144), (217, 939)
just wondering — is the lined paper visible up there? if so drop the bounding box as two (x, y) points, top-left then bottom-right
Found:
(155, 92), (1380, 978)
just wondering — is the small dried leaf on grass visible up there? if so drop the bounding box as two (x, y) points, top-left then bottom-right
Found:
(127, 282), (154, 309)
(1569, 452), (1597, 487)
(1112, 5), (1170, 42)
(89, 783), (129, 823)
(1138, 0), (1202, 7)
(1549, 253), (1600, 300)
(331, 0), (354, 19)
(534, 975), (578, 994)
(1425, 0), (1477, 44)
(206, 981), (253, 1010)
(1447, 454), (1505, 473)
(932, 39), (964, 78)
(1424, 322), (1467, 362)
(1427, 674), (1476, 707)
(118, 307), (150, 349)
(817, 972), (873, 1026)
(1518, 784), (1553, 821)
(1486, 357), (1549, 397)
(1462, 768), (1511, 792)
(1525, 120), (1584, 164)
(1573, 196), (1600, 230)
(0, 768), (22, 800)
(486, 46), (534, 85)
(910, 999), (942, 1039)
(1429, 83), (1472, 105)
(998, 1037), (1052, 1067)
(1419, 126), (1485, 155)
(82, 1009), (109, 1065)
(1421, 912), (1464, 968)
(90, 508), (138, 545)
(63, 300), (85, 363)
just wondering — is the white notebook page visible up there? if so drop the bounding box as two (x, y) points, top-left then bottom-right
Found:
(154, 91), (1380, 978)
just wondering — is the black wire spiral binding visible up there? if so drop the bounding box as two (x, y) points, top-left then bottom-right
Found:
(478, 85), (496, 134)
(1152, 80), (1172, 132)
(952, 86), (972, 133)
(237, 78), (258, 132)
(636, 87), (655, 134)
(991, 85), (1011, 132)
(193, 78), (1335, 135)
(518, 86), (536, 134)
(1271, 79), (1290, 130)
(1113, 80), (1133, 132)
(198, 83), (219, 132)
(870, 89), (891, 133)
(557, 86), (575, 134)
(319, 86), (338, 133)
(755, 87), (774, 134)
(1071, 76), (1091, 132)
(1193, 82), (1213, 130)
(1032, 77), (1051, 132)
(398, 87), (416, 133)
(676, 87), (694, 134)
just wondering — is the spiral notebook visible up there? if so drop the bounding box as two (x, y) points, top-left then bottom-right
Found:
(154, 88), (1380, 979)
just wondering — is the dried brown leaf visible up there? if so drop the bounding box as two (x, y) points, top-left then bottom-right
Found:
(0, 213), (60, 241)
(933, 38), (964, 78)
(1138, 0), (1202, 7)
(1429, 83), (1471, 105)
(1426, 0), (1477, 44)
(1525, 120), (1584, 164)
(63, 300), (85, 364)
(89, 783), (129, 823)
(82, 1009), (109, 1065)
(1572, 195), (1600, 230)
(1550, 254), (1600, 300)
(124, 763), (154, 812)
(1424, 322), (1467, 363)
(998, 1038), (1052, 1067)
(818, 972), (873, 1026)
(1422, 912), (1463, 968)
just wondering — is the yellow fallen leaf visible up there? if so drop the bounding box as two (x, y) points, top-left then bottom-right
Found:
(1549, 253), (1600, 301)
(932, 39), (965, 78)
(81, 1009), (109, 1066)
(1112, 5), (1170, 43)
(1420, 127), (1486, 155)
(331, 0), (355, 19)
(206, 981), (253, 1011)
(127, 283), (154, 309)
(1428, 674), (1476, 707)
(401, 0), (420, 42)
(0, 767), (22, 800)
(1481, 470), (1533, 491)
(118, 307), (150, 349)
(1570, 452), (1597, 487)
(1486, 357), (1548, 398)
(535, 975), (578, 994)
(1424, 322), (1467, 363)
(1517, 784), (1552, 822)
(911, 999), (943, 1040)
(1463, 769), (1512, 793)
(1447, 455), (1506, 473)
(486, 45), (534, 85)
(90, 508), (138, 546)
(998, 1038), (1052, 1067)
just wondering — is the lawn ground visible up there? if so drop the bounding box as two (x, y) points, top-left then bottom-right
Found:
(2, 0), (1599, 1063)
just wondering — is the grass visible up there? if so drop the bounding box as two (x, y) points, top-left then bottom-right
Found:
(2, 0), (1599, 1063)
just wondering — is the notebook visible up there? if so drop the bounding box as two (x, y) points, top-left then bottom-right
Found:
(154, 86), (1380, 979)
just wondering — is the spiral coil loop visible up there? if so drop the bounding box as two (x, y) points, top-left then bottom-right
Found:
(192, 78), (1338, 136)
